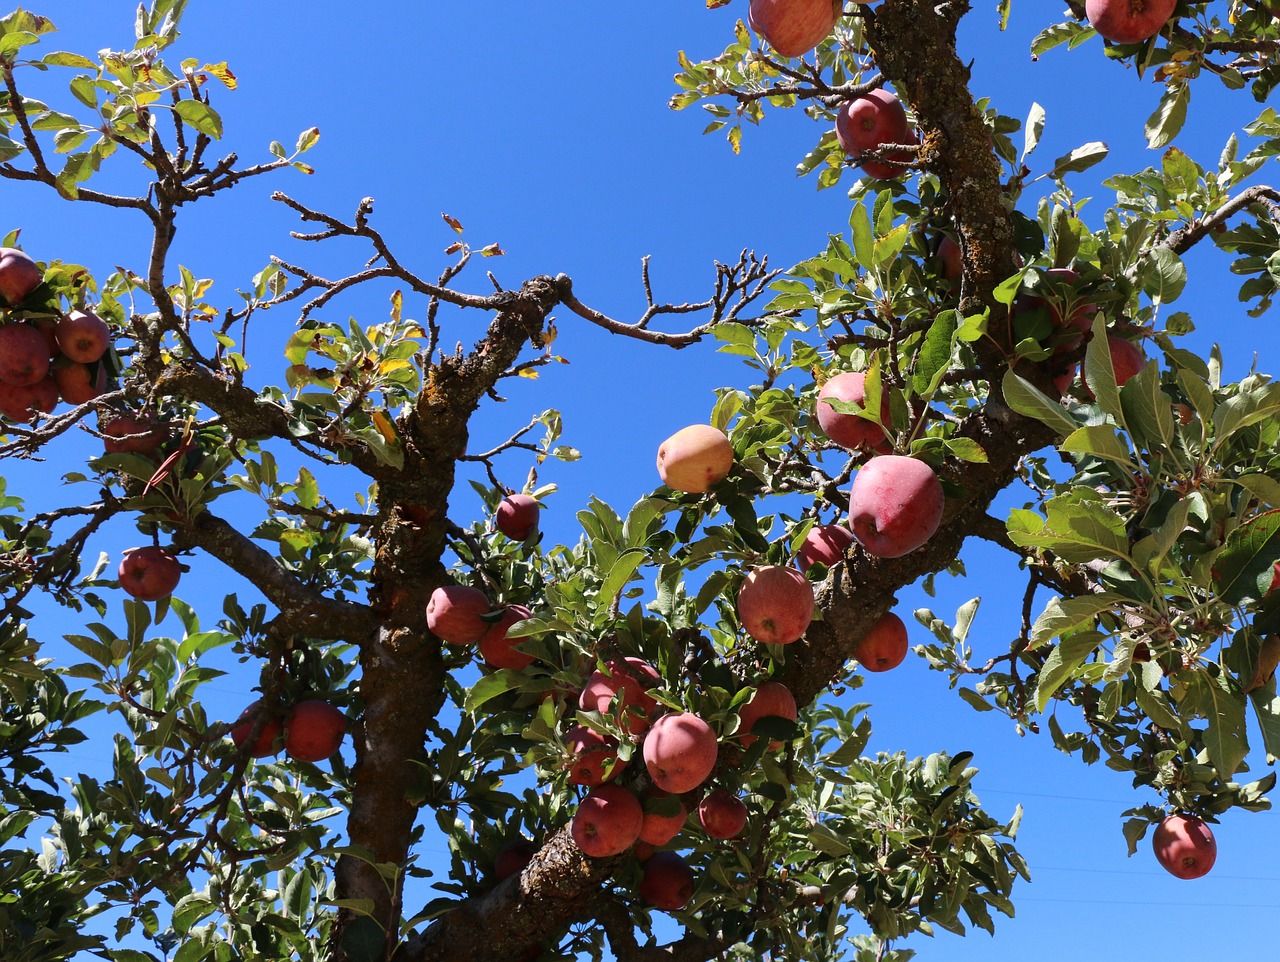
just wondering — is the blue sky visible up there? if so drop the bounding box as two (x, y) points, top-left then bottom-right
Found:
(7, 2), (1280, 960)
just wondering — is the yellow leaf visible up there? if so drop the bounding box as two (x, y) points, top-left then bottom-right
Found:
(517, 368), (540, 380)
(202, 61), (238, 89)
(390, 290), (402, 324)
(729, 125), (742, 156)
(371, 410), (398, 444)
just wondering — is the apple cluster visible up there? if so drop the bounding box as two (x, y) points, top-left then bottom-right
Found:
(229, 698), (347, 763)
(0, 247), (115, 424)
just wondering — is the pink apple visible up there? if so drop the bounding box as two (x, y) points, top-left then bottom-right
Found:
(0, 248), (43, 306)
(478, 604), (535, 671)
(737, 565), (814, 646)
(1152, 813), (1216, 879)
(638, 787), (687, 846)
(118, 546), (182, 601)
(736, 681), (798, 750)
(571, 784), (644, 857)
(52, 359), (109, 405)
(54, 309), (111, 363)
(564, 724), (626, 786)
(748, 0), (839, 58)
(425, 584), (491, 645)
(656, 424), (733, 493)
(101, 412), (170, 457)
(496, 493), (539, 540)
(848, 455), (945, 558)
(855, 612), (909, 672)
(815, 372), (890, 451)
(0, 322), (52, 386)
(638, 851), (695, 911)
(643, 712), (718, 794)
(578, 657), (660, 735)
(229, 700), (283, 757)
(0, 376), (58, 423)
(1086, 0), (1176, 44)
(796, 523), (857, 573)
(283, 699), (346, 762)
(937, 235), (962, 282)
(698, 789), (748, 840)
(835, 89), (914, 180)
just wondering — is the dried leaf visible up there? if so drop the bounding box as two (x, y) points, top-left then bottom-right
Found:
(1245, 634), (1280, 694)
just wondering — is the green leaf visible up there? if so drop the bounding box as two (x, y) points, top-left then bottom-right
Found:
(296, 126), (320, 153)
(1034, 630), (1104, 712)
(41, 50), (98, 69)
(1187, 670), (1249, 779)
(1142, 247), (1187, 304)
(1048, 141), (1108, 179)
(912, 310), (959, 397)
(1023, 101), (1045, 160)
(1030, 593), (1125, 646)
(1145, 82), (1190, 150)
(1060, 425), (1135, 467)
(1007, 492), (1129, 565)
(1119, 362), (1174, 453)
(1212, 510), (1280, 605)
(1083, 313), (1125, 426)
(173, 99), (223, 138)
(464, 670), (526, 713)
(1000, 369), (1076, 437)
(599, 548), (646, 611)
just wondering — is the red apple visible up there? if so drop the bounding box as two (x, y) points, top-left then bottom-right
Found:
(0, 322), (52, 386)
(283, 699), (346, 763)
(0, 375), (58, 423)
(748, 0), (838, 58)
(736, 681), (797, 750)
(737, 565), (814, 646)
(478, 604), (535, 671)
(1086, 0), (1176, 44)
(118, 546), (182, 601)
(638, 851), (695, 911)
(698, 789), (748, 840)
(656, 424), (733, 494)
(426, 584), (491, 645)
(229, 700), (282, 758)
(578, 657), (661, 735)
(796, 523), (857, 573)
(564, 724), (626, 786)
(0, 248), (43, 306)
(1083, 335), (1146, 397)
(854, 612), (909, 672)
(643, 712), (718, 794)
(494, 839), (537, 882)
(848, 455), (945, 558)
(937, 235), (962, 282)
(571, 784), (644, 858)
(496, 493), (539, 540)
(835, 89), (914, 180)
(52, 359), (109, 405)
(638, 787), (687, 846)
(815, 372), (890, 451)
(1152, 813), (1216, 879)
(54, 309), (111, 363)
(101, 412), (170, 456)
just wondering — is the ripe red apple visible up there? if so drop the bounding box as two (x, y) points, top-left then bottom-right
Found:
(425, 584), (491, 645)
(564, 724), (626, 786)
(656, 424), (733, 494)
(937, 235), (962, 282)
(494, 839), (537, 882)
(496, 493), (539, 540)
(835, 89), (914, 179)
(101, 412), (170, 456)
(736, 681), (797, 750)
(815, 371), (891, 451)
(571, 784), (644, 858)
(283, 699), (346, 763)
(118, 546), (182, 601)
(698, 789), (748, 840)
(1152, 813), (1216, 879)
(0, 248), (43, 306)
(0, 376), (59, 423)
(643, 712), (718, 794)
(848, 455), (945, 558)
(638, 851), (695, 911)
(1042, 268), (1094, 336)
(748, 0), (838, 58)
(54, 309), (111, 363)
(854, 611), (909, 672)
(1083, 335), (1146, 397)
(1086, 0), (1176, 44)
(478, 604), (535, 671)
(0, 323), (52, 386)
(578, 657), (661, 735)
(52, 359), (109, 405)
(229, 700), (282, 758)
(737, 565), (815, 646)
(639, 787), (687, 846)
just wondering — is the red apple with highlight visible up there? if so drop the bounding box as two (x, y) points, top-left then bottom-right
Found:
(479, 604), (535, 671)
(639, 851), (695, 911)
(571, 784), (644, 858)
(102, 412), (170, 457)
(284, 700), (346, 762)
(52, 359), (109, 405)
(796, 523), (856, 573)
(835, 89), (914, 180)
(1086, 0), (1176, 44)
(656, 424), (733, 493)
(118, 546), (181, 602)
(643, 712), (718, 794)
(229, 699), (282, 758)
(0, 376), (58, 423)
(55, 309), (111, 363)
(426, 584), (491, 645)
(1152, 813), (1216, 879)
(848, 455), (945, 558)
(0, 248), (42, 306)
(496, 493), (539, 540)
(737, 565), (814, 646)
(736, 681), (797, 750)
(815, 372), (890, 451)
(0, 322), (52, 386)
(698, 789), (748, 840)
(579, 657), (660, 735)
(639, 787), (687, 846)
(748, 0), (838, 58)
(855, 612), (909, 672)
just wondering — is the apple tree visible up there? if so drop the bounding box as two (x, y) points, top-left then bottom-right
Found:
(1, 1), (1280, 961)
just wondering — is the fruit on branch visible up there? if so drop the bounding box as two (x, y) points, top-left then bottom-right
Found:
(1085, 0), (1177, 44)
(118, 546), (182, 601)
(638, 787), (687, 846)
(0, 376), (59, 423)
(848, 455), (945, 558)
(52, 359), (109, 405)
(656, 424), (733, 493)
(835, 88), (914, 180)
(638, 850), (695, 911)
(564, 724), (626, 786)
(937, 235), (962, 282)
(815, 371), (891, 452)
(698, 788), (748, 840)
(571, 783), (644, 857)
(1083, 335), (1146, 396)
(229, 700), (282, 758)
(493, 838), (537, 882)
(283, 699), (347, 763)
(0, 322), (52, 386)
(737, 565), (815, 646)
(101, 412), (170, 456)
(735, 681), (797, 750)
(854, 611), (910, 672)
(479, 604), (536, 670)
(54, 309), (110, 363)
(0, 248), (43, 306)
(796, 523), (856, 573)
(426, 584), (491, 645)
(643, 712), (719, 794)
(747, 0), (839, 58)
(1152, 813), (1216, 879)
(579, 657), (661, 735)
(496, 493), (539, 540)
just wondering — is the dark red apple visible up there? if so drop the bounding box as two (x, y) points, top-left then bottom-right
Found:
(425, 584), (491, 645)
(0, 248), (43, 306)
(494, 839), (537, 882)
(118, 546), (182, 601)
(815, 371), (891, 451)
(854, 612), (909, 672)
(638, 851), (695, 911)
(283, 699), (346, 763)
(54, 309), (111, 363)
(578, 657), (661, 735)
(642, 712), (718, 794)
(1152, 813), (1216, 879)
(496, 493), (539, 540)
(848, 455), (945, 558)
(835, 88), (914, 180)
(698, 789), (748, 840)
(937, 235), (962, 282)
(748, 0), (838, 58)
(101, 412), (170, 457)
(571, 784), (644, 858)
(656, 424), (733, 493)
(796, 523), (856, 573)
(229, 700), (282, 758)
(478, 604), (535, 671)
(1083, 335), (1146, 397)
(0, 375), (58, 423)
(0, 322), (52, 386)
(736, 681), (797, 750)
(564, 724), (626, 787)
(638, 787), (687, 846)
(737, 565), (815, 646)
(1086, 0), (1176, 44)
(52, 359), (109, 405)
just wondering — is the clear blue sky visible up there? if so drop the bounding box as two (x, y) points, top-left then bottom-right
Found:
(8, 2), (1280, 960)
